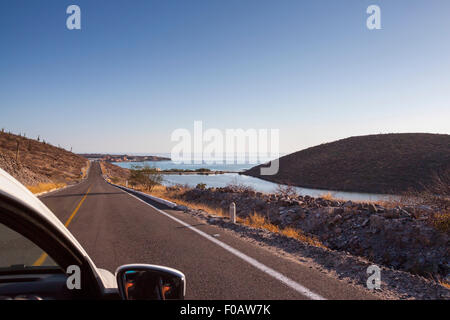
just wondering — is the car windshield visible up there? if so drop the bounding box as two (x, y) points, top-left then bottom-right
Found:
(0, 222), (59, 271)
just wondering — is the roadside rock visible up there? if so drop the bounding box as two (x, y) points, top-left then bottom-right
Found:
(368, 203), (378, 213)
(176, 186), (450, 281)
(370, 215), (385, 231)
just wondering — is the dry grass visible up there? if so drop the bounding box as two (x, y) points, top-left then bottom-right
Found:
(100, 161), (130, 184)
(241, 213), (280, 233)
(319, 192), (337, 201)
(149, 185), (229, 217)
(27, 182), (66, 194)
(280, 227), (326, 248)
(438, 279), (450, 289)
(431, 211), (450, 234)
(146, 184), (181, 198)
(241, 213), (325, 248)
(123, 183), (327, 248)
(81, 161), (90, 179)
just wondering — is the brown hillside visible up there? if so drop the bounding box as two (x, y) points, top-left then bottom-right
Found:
(245, 133), (450, 194)
(0, 131), (89, 187)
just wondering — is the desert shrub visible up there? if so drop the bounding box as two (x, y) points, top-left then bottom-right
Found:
(227, 183), (255, 193)
(225, 177), (255, 193)
(129, 165), (163, 191)
(196, 183), (207, 190)
(195, 168), (211, 172)
(275, 184), (298, 198)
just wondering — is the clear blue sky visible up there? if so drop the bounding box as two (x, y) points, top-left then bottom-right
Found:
(1, 0), (449, 153)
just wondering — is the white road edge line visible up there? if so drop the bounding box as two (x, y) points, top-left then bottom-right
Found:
(114, 185), (326, 300)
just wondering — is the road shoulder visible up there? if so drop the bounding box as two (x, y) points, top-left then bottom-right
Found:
(113, 184), (449, 300)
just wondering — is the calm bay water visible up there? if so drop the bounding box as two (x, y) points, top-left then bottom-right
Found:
(113, 160), (252, 172)
(113, 160), (391, 202)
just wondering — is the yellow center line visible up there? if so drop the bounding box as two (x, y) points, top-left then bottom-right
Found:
(33, 186), (92, 266)
(64, 187), (92, 228)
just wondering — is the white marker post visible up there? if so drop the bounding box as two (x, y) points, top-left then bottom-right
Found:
(229, 202), (236, 223)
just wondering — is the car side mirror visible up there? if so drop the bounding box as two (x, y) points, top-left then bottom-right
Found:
(116, 264), (186, 300)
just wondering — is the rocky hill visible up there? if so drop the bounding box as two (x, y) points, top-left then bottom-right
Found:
(245, 133), (450, 194)
(0, 131), (89, 187)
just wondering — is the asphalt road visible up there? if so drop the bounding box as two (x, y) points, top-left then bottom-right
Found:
(39, 162), (377, 300)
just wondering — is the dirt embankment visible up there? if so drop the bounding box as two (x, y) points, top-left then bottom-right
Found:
(245, 133), (450, 194)
(0, 131), (89, 189)
(100, 161), (130, 183)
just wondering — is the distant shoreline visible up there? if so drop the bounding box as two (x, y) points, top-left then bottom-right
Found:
(111, 165), (239, 175)
(79, 153), (171, 162)
(161, 170), (239, 175)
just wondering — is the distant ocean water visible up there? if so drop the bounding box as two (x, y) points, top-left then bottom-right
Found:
(113, 153), (277, 172)
(113, 160), (255, 172)
(112, 158), (391, 202)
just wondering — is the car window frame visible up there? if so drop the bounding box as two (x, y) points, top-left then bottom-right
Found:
(0, 194), (102, 298)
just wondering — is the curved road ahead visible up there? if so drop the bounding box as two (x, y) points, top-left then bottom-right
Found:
(40, 162), (376, 300)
